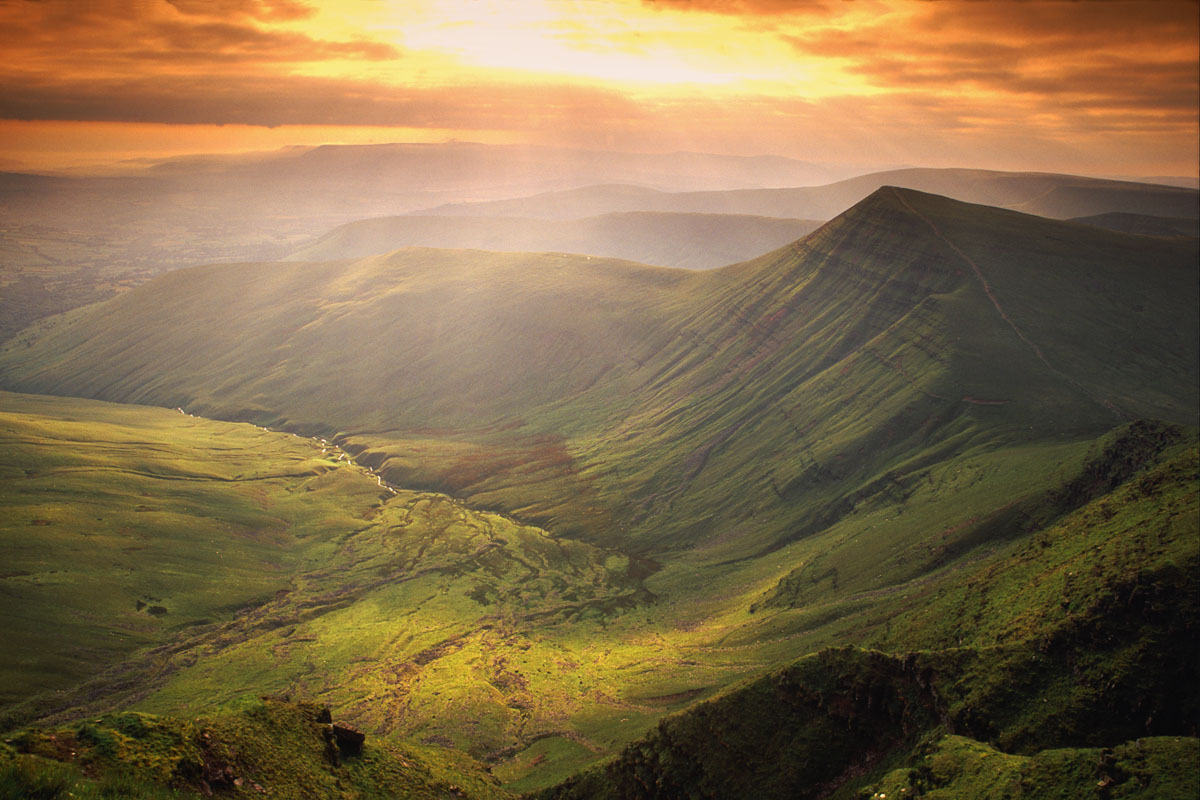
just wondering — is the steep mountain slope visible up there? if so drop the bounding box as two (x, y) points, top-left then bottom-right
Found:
(284, 212), (822, 269)
(419, 168), (1199, 221)
(539, 433), (1200, 799)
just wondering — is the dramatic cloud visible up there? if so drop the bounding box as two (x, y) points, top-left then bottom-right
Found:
(0, 72), (641, 129)
(166, 0), (318, 22)
(0, 0), (1195, 176)
(0, 0), (397, 72)
(641, 0), (831, 13)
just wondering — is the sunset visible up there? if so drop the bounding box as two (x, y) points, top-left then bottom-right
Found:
(1, 2), (1198, 798)
(1, 0), (1197, 175)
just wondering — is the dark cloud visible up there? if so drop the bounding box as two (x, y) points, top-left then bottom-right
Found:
(134, 20), (399, 62)
(783, 0), (1199, 123)
(0, 72), (643, 129)
(641, 0), (830, 13)
(0, 0), (394, 70)
(165, 0), (316, 22)
(911, 0), (1199, 46)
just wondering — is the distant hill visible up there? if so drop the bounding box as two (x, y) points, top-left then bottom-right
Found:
(1069, 211), (1199, 238)
(285, 211), (823, 269)
(0, 143), (859, 242)
(418, 167), (1200, 221)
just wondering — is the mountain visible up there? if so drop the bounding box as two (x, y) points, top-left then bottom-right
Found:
(284, 212), (823, 269)
(1, 188), (1197, 793)
(417, 168), (1200, 221)
(2, 187), (1195, 559)
(129, 142), (859, 193)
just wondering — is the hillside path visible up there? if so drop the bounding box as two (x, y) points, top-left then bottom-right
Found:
(889, 187), (1124, 421)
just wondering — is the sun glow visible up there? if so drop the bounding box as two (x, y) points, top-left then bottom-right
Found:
(335, 0), (814, 88)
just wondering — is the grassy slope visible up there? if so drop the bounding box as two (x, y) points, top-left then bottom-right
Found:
(537, 434), (1200, 799)
(2, 697), (511, 800)
(0, 392), (671, 792)
(9, 400), (1192, 798)
(0, 189), (1196, 791)
(0, 391), (389, 712)
(5, 189), (1193, 555)
(285, 212), (822, 270)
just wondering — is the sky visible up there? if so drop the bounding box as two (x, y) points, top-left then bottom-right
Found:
(0, 0), (1196, 177)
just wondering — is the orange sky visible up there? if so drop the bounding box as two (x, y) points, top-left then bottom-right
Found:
(0, 0), (1196, 177)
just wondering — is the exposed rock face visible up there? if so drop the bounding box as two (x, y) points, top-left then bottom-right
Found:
(333, 723), (366, 755)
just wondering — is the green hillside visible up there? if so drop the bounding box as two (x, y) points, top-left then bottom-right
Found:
(1, 188), (1197, 794)
(0, 391), (663, 791)
(3, 394), (1194, 797)
(0, 391), (387, 713)
(3, 697), (510, 800)
(539, 431), (1200, 798)
(285, 211), (822, 269)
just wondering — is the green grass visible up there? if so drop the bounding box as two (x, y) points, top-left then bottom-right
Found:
(0, 391), (394, 716)
(533, 433), (1199, 798)
(862, 735), (1199, 800)
(3, 698), (510, 799)
(5, 391), (1193, 794)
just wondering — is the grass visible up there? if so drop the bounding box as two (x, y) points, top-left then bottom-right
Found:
(533, 432), (1199, 798)
(0, 391), (395, 715)
(861, 735), (1200, 800)
(5, 390), (1194, 794)
(3, 698), (511, 799)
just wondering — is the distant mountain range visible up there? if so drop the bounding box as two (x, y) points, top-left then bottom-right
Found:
(281, 165), (1197, 268)
(284, 211), (824, 269)
(416, 167), (1200, 221)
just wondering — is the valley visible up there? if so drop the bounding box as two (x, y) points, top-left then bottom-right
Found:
(1, 178), (1197, 798)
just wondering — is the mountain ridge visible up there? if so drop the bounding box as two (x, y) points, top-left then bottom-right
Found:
(415, 168), (1200, 222)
